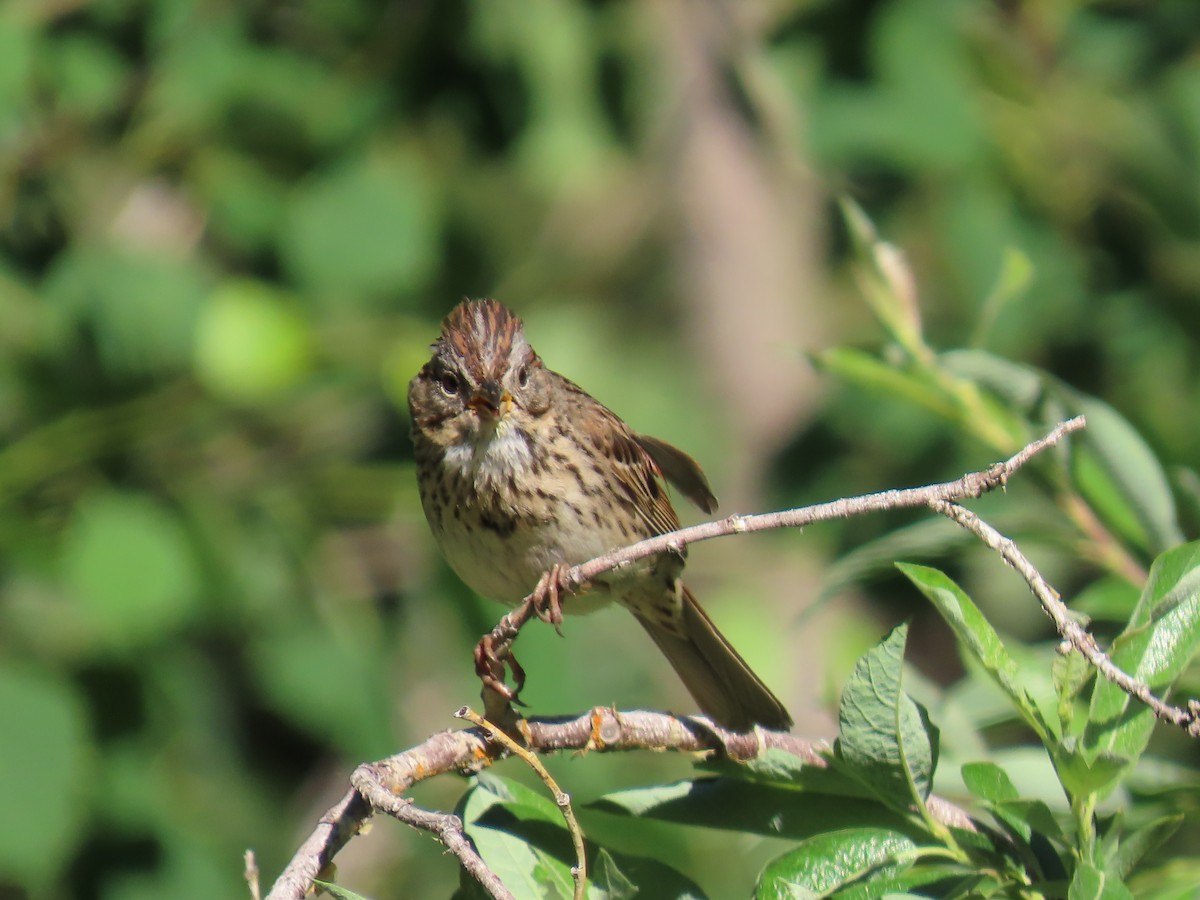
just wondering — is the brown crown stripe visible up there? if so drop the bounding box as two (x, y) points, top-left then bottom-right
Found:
(441, 299), (527, 372)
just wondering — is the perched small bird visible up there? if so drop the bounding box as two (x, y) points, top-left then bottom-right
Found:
(408, 299), (791, 732)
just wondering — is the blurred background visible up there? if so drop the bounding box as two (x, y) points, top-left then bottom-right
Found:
(4, 0), (1200, 896)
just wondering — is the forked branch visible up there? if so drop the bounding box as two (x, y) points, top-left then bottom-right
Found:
(267, 416), (1199, 900)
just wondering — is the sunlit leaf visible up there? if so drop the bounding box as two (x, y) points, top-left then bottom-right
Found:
(835, 623), (939, 811)
(591, 777), (920, 841)
(961, 761), (1019, 804)
(757, 827), (919, 899)
(898, 564), (1052, 743)
(1084, 542), (1200, 772)
(464, 775), (705, 899)
(1069, 861), (1134, 900)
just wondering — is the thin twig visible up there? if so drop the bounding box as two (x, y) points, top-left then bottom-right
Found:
(575, 416), (1083, 581)
(932, 499), (1200, 736)
(480, 417), (1087, 699)
(458, 707), (588, 900)
(352, 774), (516, 900)
(264, 789), (373, 900)
(244, 849), (261, 900)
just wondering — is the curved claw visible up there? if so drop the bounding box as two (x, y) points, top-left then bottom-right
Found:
(508, 651), (527, 698)
(531, 564), (572, 632)
(472, 564), (579, 713)
(474, 634), (517, 702)
(473, 632), (529, 707)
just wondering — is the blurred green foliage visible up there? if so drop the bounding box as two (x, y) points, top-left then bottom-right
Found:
(4, 0), (1200, 897)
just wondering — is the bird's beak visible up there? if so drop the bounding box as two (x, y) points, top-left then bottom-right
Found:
(467, 381), (512, 419)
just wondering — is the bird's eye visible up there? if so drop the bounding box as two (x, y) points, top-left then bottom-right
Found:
(517, 365), (529, 388)
(439, 371), (460, 396)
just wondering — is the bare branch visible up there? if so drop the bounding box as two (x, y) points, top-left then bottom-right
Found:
(244, 849), (261, 900)
(575, 416), (1084, 580)
(932, 499), (1200, 736)
(352, 772), (515, 900)
(266, 417), (1093, 899)
(479, 417), (1087, 705)
(265, 706), (904, 900)
(265, 709), (836, 900)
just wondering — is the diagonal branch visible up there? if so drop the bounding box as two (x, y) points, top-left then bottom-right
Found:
(264, 417), (1086, 900)
(479, 417), (1087, 701)
(932, 499), (1200, 736)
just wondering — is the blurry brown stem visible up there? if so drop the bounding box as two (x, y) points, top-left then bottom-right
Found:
(1060, 491), (1149, 586)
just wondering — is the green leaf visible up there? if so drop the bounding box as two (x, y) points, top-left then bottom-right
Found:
(280, 157), (438, 301)
(711, 746), (823, 785)
(812, 347), (958, 422)
(42, 248), (207, 375)
(591, 850), (638, 900)
(1054, 641), (1096, 724)
(993, 798), (1066, 847)
(972, 246), (1034, 347)
(0, 666), (90, 887)
(1107, 815), (1182, 882)
(939, 353), (1183, 546)
(465, 775), (704, 899)
(61, 491), (201, 650)
(1125, 858), (1200, 898)
(1069, 861), (1134, 900)
(1066, 393), (1182, 556)
(839, 197), (924, 354)
(313, 881), (374, 900)
(756, 827), (917, 899)
(835, 623), (939, 811)
(468, 771), (569, 828)
(898, 564), (1052, 743)
(984, 748), (1071, 813)
(960, 763), (1065, 853)
(250, 622), (395, 760)
(193, 279), (312, 403)
(939, 349), (1045, 412)
(591, 777), (920, 842)
(834, 868), (977, 900)
(460, 776), (577, 898)
(1053, 741), (1129, 801)
(1084, 542), (1200, 771)
(462, 808), (576, 899)
(703, 748), (869, 799)
(961, 761), (1019, 804)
